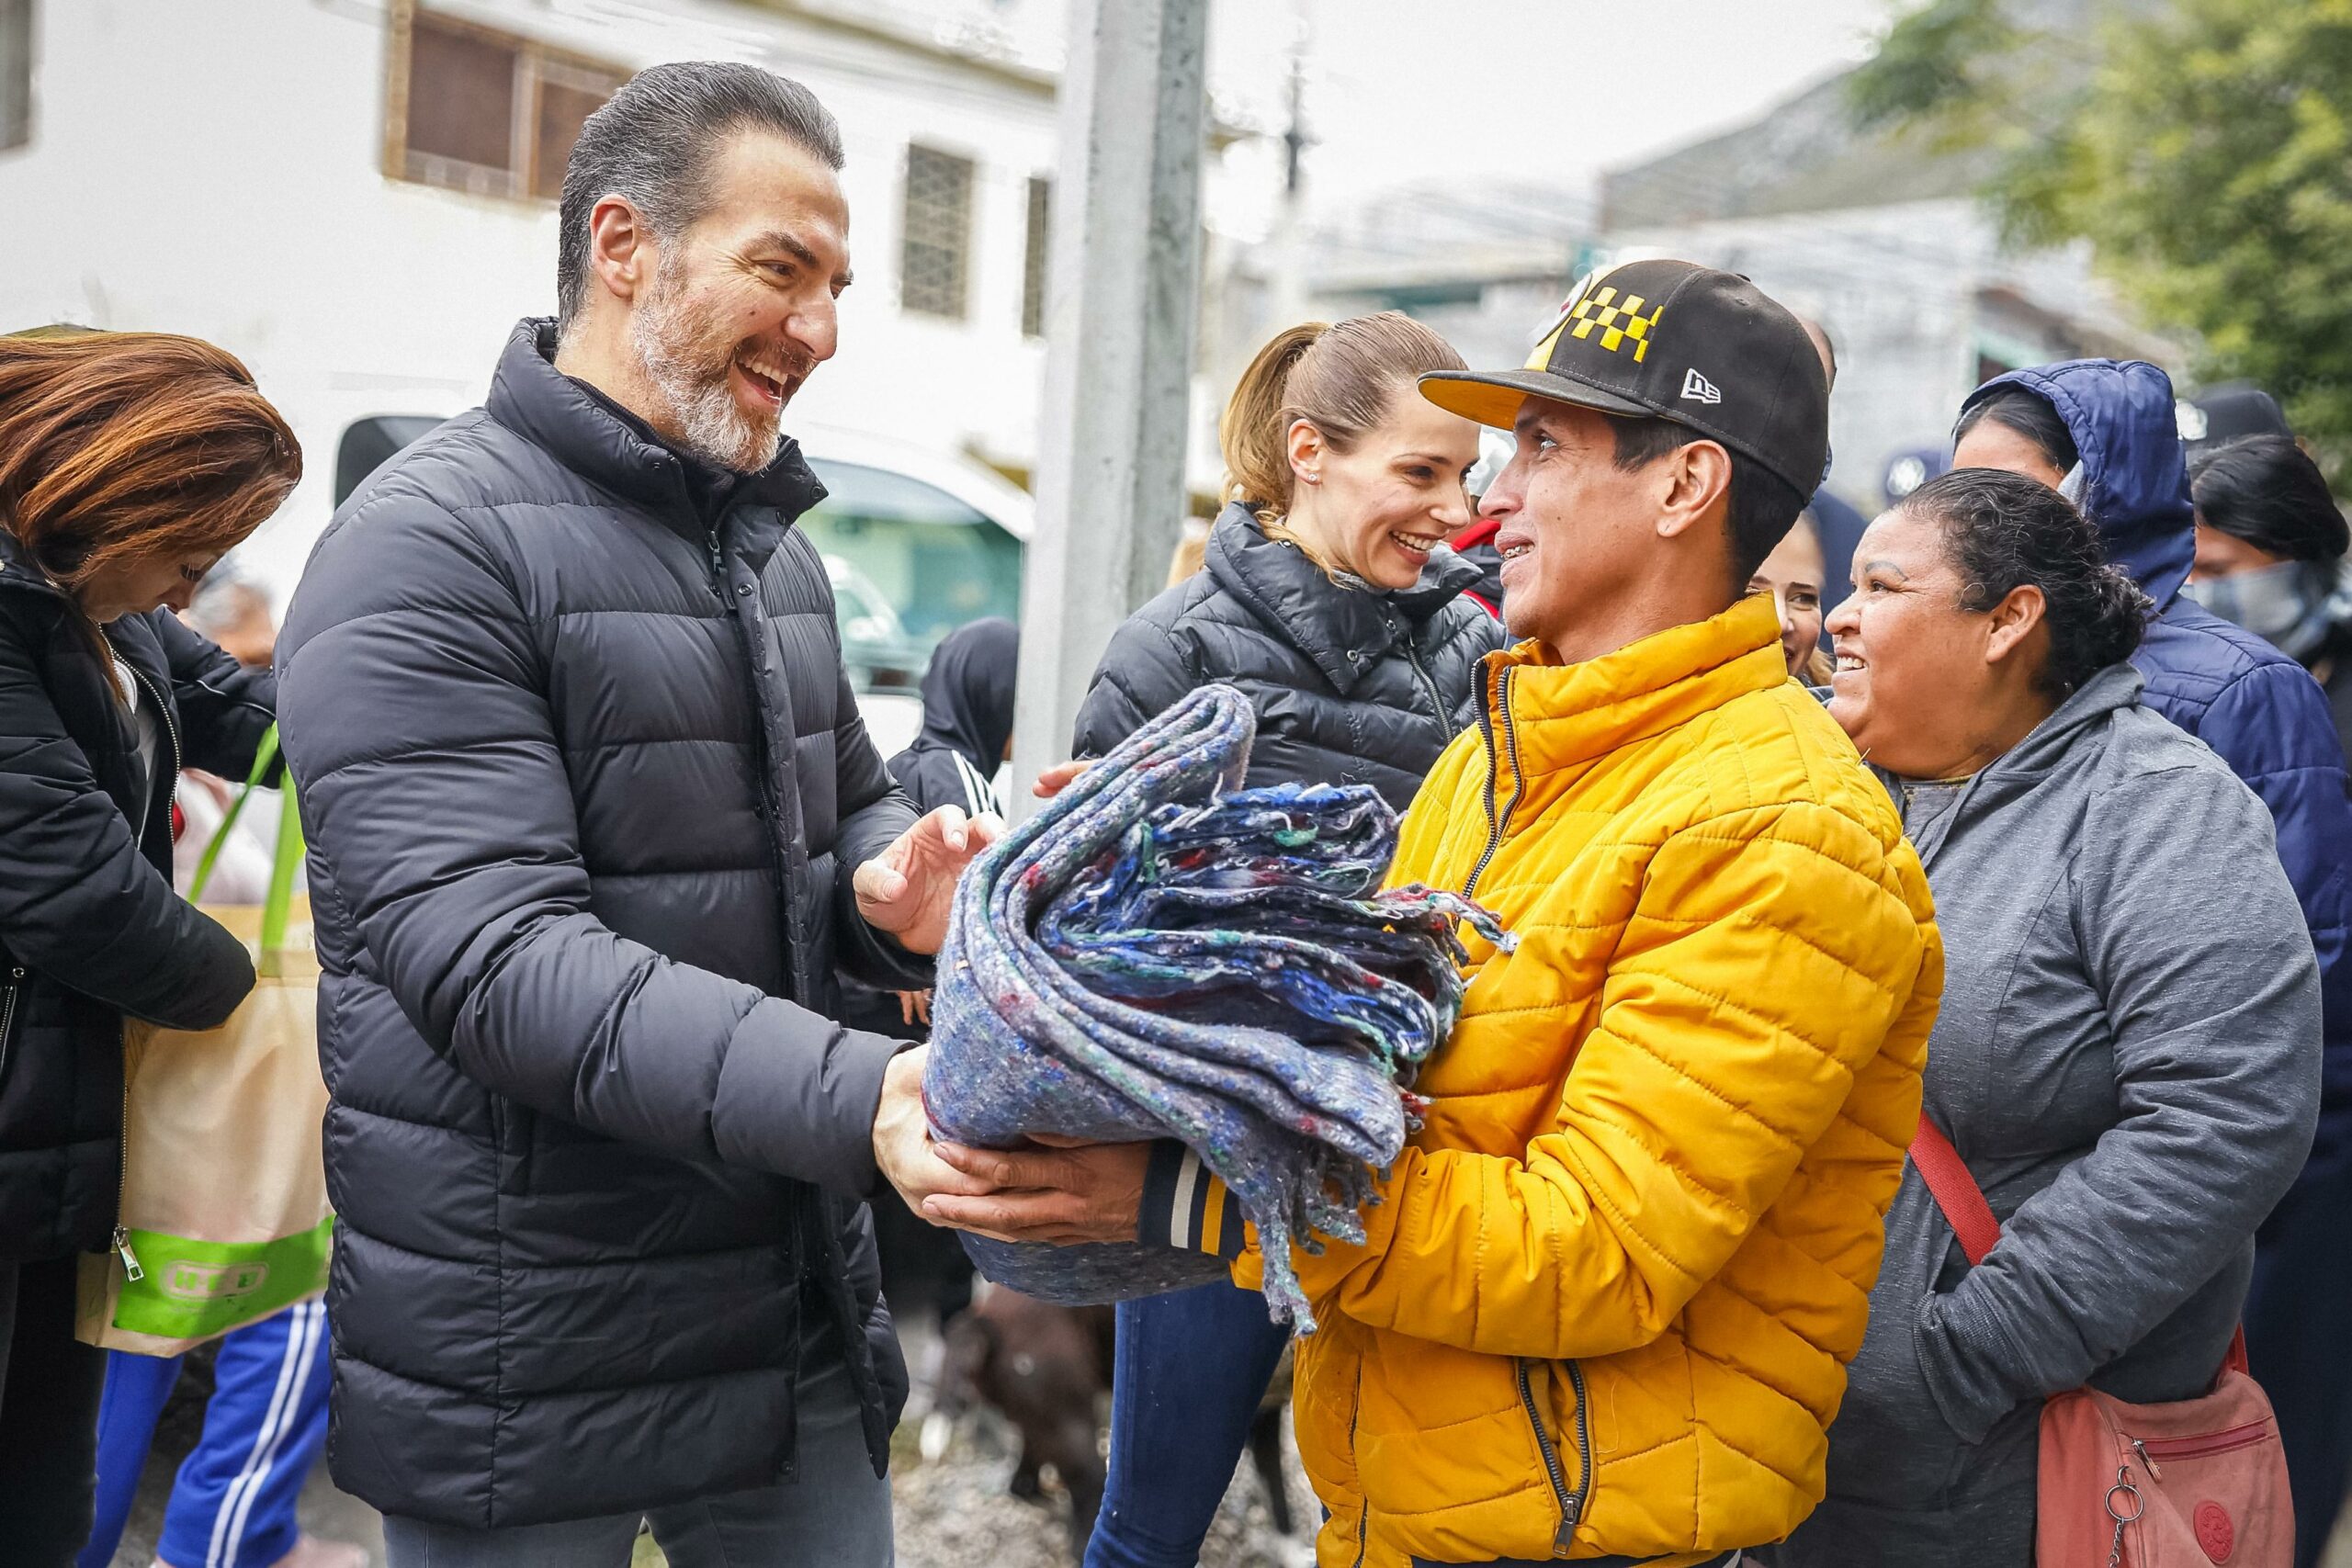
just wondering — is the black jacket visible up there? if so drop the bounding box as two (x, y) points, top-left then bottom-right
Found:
(1073, 502), (1504, 802)
(0, 532), (273, 1262)
(276, 320), (922, 1529)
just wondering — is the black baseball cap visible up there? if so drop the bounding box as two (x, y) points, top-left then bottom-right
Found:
(1419, 258), (1830, 499)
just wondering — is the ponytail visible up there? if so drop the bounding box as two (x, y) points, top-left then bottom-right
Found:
(1218, 323), (1328, 518)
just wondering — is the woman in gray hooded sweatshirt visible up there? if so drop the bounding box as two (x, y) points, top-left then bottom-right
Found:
(1774, 468), (2322, 1563)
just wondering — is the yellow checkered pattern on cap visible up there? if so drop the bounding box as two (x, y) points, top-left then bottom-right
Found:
(1554, 285), (1663, 363)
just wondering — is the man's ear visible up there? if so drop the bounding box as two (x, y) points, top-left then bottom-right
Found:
(1983, 582), (2048, 667)
(585, 194), (656, 309)
(1653, 440), (1734, 543)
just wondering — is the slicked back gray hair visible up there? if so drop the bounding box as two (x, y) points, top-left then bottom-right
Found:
(557, 61), (844, 330)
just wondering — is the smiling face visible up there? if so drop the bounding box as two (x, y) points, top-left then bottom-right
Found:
(1475, 400), (1690, 659)
(1284, 392), (1480, 590)
(1749, 518), (1826, 677)
(1824, 503), (2062, 778)
(77, 550), (220, 625)
(1825, 508), (1987, 773)
(626, 130), (852, 473)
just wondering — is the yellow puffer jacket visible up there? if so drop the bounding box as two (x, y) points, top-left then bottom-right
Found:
(1197, 597), (1941, 1565)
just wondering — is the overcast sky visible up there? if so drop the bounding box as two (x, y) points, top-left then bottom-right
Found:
(1204, 0), (1894, 221)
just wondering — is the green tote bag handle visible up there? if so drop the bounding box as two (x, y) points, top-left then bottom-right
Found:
(184, 724), (304, 975)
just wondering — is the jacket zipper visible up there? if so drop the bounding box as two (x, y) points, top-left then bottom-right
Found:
(2132, 1422), (2273, 1478)
(1402, 635), (1446, 725)
(0, 964), (25, 1083)
(1516, 1357), (1594, 1554)
(108, 648), (179, 1287)
(116, 651), (186, 841)
(112, 1066), (142, 1281)
(1351, 1388), (1370, 1568)
(1462, 669), (1521, 902)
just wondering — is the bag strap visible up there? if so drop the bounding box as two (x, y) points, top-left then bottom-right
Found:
(186, 725), (280, 904)
(1908, 1112), (2001, 1267)
(257, 768), (304, 978)
(1911, 1112), (2256, 1387)
(183, 724), (305, 975)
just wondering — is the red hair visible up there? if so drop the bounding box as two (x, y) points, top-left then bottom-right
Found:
(0, 330), (300, 636)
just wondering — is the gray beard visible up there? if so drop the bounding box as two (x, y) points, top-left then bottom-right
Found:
(628, 284), (783, 476)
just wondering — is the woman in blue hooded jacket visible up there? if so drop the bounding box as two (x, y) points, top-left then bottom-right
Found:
(1954, 361), (2352, 1565)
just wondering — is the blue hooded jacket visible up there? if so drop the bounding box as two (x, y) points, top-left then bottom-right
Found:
(1965, 361), (2352, 1196)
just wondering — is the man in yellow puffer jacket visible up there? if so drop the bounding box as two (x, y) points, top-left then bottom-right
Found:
(931, 261), (1941, 1567)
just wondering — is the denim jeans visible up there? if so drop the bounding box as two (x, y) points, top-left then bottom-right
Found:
(382, 1314), (890, 1568)
(1085, 1279), (1292, 1568)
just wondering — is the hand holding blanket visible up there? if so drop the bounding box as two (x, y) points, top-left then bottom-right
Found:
(922, 683), (1501, 1327)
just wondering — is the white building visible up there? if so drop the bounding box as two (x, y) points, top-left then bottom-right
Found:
(0, 0), (1244, 603)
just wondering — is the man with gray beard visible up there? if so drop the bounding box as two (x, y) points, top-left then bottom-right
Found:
(274, 63), (1015, 1566)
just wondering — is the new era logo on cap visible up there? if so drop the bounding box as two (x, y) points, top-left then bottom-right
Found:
(1416, 257), (1831, 500)
(1680, 368), (1723, 406)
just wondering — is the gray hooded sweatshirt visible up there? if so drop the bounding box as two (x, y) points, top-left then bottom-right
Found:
(1777, 663), (2321, 1565)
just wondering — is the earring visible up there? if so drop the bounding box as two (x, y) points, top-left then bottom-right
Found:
(1305, 471), (1321, 485)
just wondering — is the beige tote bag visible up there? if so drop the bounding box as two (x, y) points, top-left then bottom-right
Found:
(76, 729), (331, 1355)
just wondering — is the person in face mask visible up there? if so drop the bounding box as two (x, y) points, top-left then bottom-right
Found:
(2188, 434), (2352, 761)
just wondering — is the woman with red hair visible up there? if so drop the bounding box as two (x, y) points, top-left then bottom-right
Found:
(0, 329), (297, 1562)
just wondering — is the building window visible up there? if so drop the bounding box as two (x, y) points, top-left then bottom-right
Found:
(0, 0), (32, 152)
(387, 4), (628, 203)
(1021, 175), (1050, 338)
(900, 144), (974, 321)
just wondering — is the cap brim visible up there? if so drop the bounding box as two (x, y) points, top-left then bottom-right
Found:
(1419, 368), (1655, 431)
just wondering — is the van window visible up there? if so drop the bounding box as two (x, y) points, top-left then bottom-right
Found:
(800, 460), (1023, 653)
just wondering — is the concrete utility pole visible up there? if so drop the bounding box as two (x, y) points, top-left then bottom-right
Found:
(1009, 0), (1210, 819)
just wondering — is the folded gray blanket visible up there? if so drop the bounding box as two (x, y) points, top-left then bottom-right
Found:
(922, 682), (1501, 1328)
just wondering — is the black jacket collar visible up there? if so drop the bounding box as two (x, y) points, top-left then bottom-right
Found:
(1203, 502), (1482, 695)
(483, 318), (828, 563)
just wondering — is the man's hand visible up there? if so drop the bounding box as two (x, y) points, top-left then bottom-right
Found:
(854, 805), (1001, 956)
(872, 1047), (999, 1214)
(898, 989), (933, 1028)
(1032, 760), (1091, 799)
(922, 1135), (1149, 1246)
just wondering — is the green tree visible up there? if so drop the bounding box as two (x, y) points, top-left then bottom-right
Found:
(1855, 0), (2352, 461)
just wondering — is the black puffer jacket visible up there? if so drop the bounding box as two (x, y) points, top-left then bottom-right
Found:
(276, 321), (923, 1529)
(1073, 502), (1504, 801)
(0, 532), (274, 1262)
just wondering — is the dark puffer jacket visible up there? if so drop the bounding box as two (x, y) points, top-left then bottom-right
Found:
(0, 533), (274, 1263)
(1073, 502), (1504, 800)
(276, 320), (924, 1529)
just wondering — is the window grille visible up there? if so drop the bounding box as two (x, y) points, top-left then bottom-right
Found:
(901, 144), (975, 321)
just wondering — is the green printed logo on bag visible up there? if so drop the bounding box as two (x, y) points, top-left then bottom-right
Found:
(161, 1258), (270, 1303)
(107, 1218), (334, 1341)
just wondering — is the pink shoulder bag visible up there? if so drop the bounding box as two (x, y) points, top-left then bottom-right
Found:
(1910, 1115), (2293, 1566)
